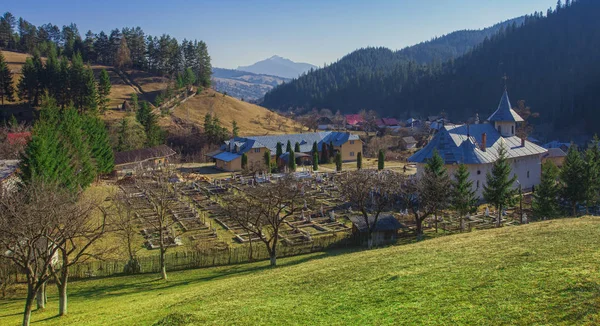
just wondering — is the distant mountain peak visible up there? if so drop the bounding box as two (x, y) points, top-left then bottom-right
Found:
(237, 56), (316, 79)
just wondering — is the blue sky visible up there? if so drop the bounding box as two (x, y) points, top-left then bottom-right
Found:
(5, 0), (557, 68)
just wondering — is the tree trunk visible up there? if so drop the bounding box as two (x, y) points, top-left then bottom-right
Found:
(36, 282), (45, 310)
(460, 215), (465, 232)
(434, 211), (438, 233)
(23, 283), (35, 326)
(497, 207), (502, 227)
(58, 281), (67, 316)
(572, 202), (577, 217)
(367, 231), (374, 249)
(415, 217), (423, 240)
(160, 248), (167, 280)
(269, 253), (277, 266)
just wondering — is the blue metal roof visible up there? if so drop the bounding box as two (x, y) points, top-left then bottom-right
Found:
(409, 123), (547, 164)
(213, 151), (241, 162)
(226, 132), (360, 155)
(487, 91), (524, 122)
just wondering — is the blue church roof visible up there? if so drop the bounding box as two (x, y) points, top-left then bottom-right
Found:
(408, 123), (547, 164)
(487, 91), (524, 122)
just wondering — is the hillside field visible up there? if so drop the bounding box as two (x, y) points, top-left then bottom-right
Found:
(1, 50), (298, 136)
(1, 217), (599, 325)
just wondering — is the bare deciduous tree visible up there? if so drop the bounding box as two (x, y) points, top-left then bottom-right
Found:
(134, 170), (181, 280)
(0, 182), (102, 326)
(111, 191), (143, 273)
(222, 176), (302, 266)
(50, 194), (107, 316)
(337, 170), (400, 248)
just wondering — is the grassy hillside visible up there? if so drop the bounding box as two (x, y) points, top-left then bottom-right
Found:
(1, 50), (298, 136)
(172, 88), (301, 135)
(2, 217), (599, 325)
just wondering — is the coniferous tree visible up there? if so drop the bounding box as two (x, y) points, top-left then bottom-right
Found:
(321, 143), (330, 164)
(584, 135), (600, 209)
(17, 56), (41, 106)
(357, 151), (363, 170)
(483, 144), (518, 227)
(533, 160), (560, 219)
(60, 107), (95, 188)
(97, 69), (112, 112)
(294, 142), (301, 152)
(130, 93), (138, 111)
(560, 145), (587, 216)
(82, 114), (114, 175)
(313, 151), (319, 171)
(335, 152), (342, 172)
(276, 142), (283, 163)
(451, 164), (477, 231)
(329, 141), (335, 159)
(116, 117), (127, 152)
(232, 120), (239, 138)
(378, 149), (385, 170)
(136, 101), (163, 147)
(0, 51), (15, 105)
(422, 150), (451, 232)
(241, 153), (248, 170)
(83, 67), (98, 112)
(312, 141), (318, 155)
(286, 140), (292, 153)
(263, 150), (271, 171)
(288, 149), (296, 172)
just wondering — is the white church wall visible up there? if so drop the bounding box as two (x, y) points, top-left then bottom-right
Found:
(414, 153), (543, 199)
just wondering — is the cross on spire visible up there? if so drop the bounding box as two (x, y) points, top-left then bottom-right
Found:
(502, 74), (509, 91)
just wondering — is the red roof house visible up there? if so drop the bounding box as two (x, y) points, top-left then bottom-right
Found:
(7, 132), (31, 146)
(345, 114), (365, 126)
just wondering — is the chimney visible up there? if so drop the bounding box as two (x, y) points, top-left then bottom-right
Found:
(521, 137), (526, 147)
(481, 133), (487, 151)
(466, 124), (470, 138)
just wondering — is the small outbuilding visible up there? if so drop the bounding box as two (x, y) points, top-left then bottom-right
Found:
(349, 214), (403, 246)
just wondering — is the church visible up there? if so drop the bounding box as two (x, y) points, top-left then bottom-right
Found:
(408, 91), (548, 198)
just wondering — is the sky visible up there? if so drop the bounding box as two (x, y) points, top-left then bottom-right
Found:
(5, 0), (558, 69)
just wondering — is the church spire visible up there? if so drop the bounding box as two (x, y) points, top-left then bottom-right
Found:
(487, 90), (524, 122)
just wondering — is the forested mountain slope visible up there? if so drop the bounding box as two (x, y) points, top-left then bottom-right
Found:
(264, 1), (600, 138)
(261, 16), (525, 112)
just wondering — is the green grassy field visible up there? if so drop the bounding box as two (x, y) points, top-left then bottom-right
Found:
(2, 217), (600, 325)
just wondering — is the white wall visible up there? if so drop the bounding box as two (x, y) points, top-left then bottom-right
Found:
(415, 154), (542, 199)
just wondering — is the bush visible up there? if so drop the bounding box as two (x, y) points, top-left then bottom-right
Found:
(123, 259), (141, 274)
(196, 87), (203, 95)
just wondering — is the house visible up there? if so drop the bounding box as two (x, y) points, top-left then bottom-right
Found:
(409, 91), (547, 198)
(113, 145), (176, 178)
(316, 116), (335, 130)
(349, 214), (403, 246)
(209, 132), (362, 172)
(542, 148), (567, 168)
(345, 114), (364, 129)
(6, 132), (31, 146)
(376, 118), (400, 129)
(402, 136), (418, 149)
(0, 160), (20, 195)
(543, 140), (571, 153)
(406, 118), (420, 128)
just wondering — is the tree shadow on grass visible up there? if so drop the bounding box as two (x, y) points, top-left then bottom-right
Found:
(69, 247), (360, 300)
(555, 281), (600, 323)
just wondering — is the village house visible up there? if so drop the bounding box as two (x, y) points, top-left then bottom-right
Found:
(209, 132), (362, 172)
(113, 145), (177, 178)
(344, 114), (364, 130)
(402, 136), (418, 149)
(0, 160), (20, 195)
(349, 215), (404, 246)
(409, 91), (548, 198)
(541, 148), (567, 168)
